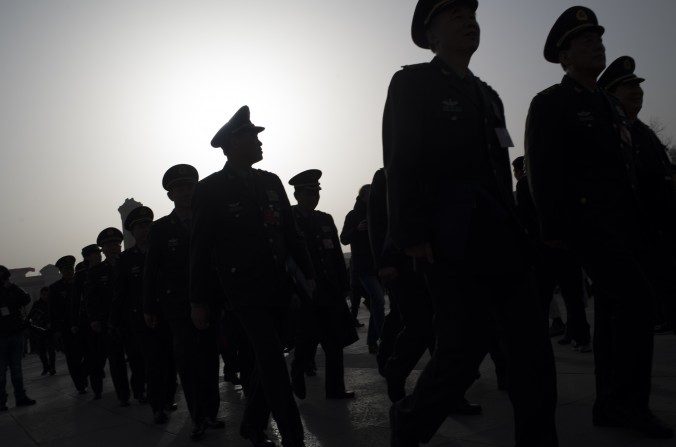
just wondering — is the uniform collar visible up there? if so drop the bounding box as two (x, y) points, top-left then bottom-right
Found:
(431, 56), (475, 82)
(562, 74), (601, 95)
(223, 161), (254, 180)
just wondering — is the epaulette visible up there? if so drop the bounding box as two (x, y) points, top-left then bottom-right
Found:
(401, 62), (431, 72)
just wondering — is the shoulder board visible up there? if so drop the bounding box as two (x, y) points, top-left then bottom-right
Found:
(401, 62), (429, 71)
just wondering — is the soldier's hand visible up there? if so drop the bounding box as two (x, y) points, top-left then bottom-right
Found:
(191, 306), (210, 330)
(70, 326), (79, 334)
(144, 313), (158, 329)
(90, 321), (103, 333)
(405, 243), (434, 264)
(378, 267), (399, 284)
(544, 239), (568, 250)
(357, 220), (368, 231)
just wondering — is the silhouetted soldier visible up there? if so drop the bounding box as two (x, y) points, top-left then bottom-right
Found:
(83, 228), (123, 401)
(288, 169), (356, 401)
(191, 105), (315, 447)
(526, 7), (673, 439)
(110, 206), (154, 406)
(143, 164), (222, 437)
(598, 56), (676, 335)
(49, 255), (87, 392)
(28, 287), (55, 376)
(340, 184), (386, 354)
(71, 244), (102, 395)
(384, 1), (558, 446)
(513, 156), (591, 350)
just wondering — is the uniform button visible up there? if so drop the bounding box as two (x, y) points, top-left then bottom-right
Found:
(580, 197), (588, 205)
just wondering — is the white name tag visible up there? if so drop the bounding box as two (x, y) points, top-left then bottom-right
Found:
(495, 128), (514, 148)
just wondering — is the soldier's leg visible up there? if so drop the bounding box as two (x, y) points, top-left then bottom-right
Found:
(46, 334), (56, 372)
(377, 291), (402, 375)
(35, 333), (49, 372)
(8, 333), (28, 402)
(196, 324), (220, 419)
(107, 330), (131, 403)
(143, 326), (165, 413)
(85, 330), (104, 396)
(392, 263), (490, 443)
(127, 330), (146, 400)
(168, 319), (200, 423)
(236, 307), (303, 445)
(360, 275), (386, 347)
(319, 308), (346, 397)
(555, 251), (590, 345)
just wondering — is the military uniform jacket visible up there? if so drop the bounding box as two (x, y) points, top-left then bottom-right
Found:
(69, 268), (89, 327)
(112, 245), (146, 331)
(83, 259), (117, 325)
(525, 75), (639, 242)
(630, 119), (676, 235)
(48, 279), (73, 333)
(383, 57), (518, 254)
(292, 206), (348, 306)
(143, 210), (191, 321)
(190, 162), (314, 309)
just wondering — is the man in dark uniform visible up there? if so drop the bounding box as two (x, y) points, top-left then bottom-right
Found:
(287, 169), (356, 400)
(513, 156), (591, 350)
(49, 255), (87, 393)
(110, 206), (154, 406)
(384, 2), (558, 446)
(83, 228), (123, 402)
(143, 164), (222, 437)
(191, 106), (315, 447)
(525, 7), (673, 438)
(598, 56), (676, 334)
(71, 244), (102, 396)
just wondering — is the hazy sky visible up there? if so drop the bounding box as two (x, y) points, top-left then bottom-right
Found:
(1, 0), (675, 270)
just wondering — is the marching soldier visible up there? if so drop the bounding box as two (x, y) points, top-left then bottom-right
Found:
(83, 228), (123, 402)
(598, 56), (676, 334)
(288, 169), (357, 401)
(71, 244), (102, 396)
(143, 164), (222, 437)
(191, 105), (315, 447)
(110, 206), (154, 406)
(384, 1), (558, 446)
(49, 255), (87, 392)
(525, 7), (673, 438)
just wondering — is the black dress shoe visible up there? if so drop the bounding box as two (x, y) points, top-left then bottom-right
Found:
(205, 417), (225, 429)
(326, 391), (356, 400)
(49, 369), (56, 376)
(190, 421), (207, 441)
(449, 398), (482, 415)
(15, 397), (36, 407)
(40, 369), (48, 376)
(77, 388), (88, 395)
(291, 369), (306, 400)
(243, 430), (276, 447)
(119, 400), (130, 407)
(153, 411), (168, 424)
(93, 393), (102, 401)
(165, 402), (178, 412)
(136, 395), (148, 405)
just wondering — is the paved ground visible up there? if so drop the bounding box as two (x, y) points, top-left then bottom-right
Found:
(2, 303), (675, 447)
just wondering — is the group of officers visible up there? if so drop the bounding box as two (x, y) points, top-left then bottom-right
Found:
(19, 1), (676, 447)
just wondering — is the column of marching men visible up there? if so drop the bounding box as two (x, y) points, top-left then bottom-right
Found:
(2, 1), (676, 446)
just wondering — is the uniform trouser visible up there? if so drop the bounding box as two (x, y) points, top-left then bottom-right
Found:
(292, 305), (346, 396)
(357, 274), (386, 346)
(392, 261), (558, 446)
(537, 246), (591, 344)
(168, 318), (219, 424)
(236, 307), (304, 446)
(377, 293), (403, 375)
(381, 269), (435, 385)
(62, 330), (87, 391)
(107, 328), (146, 402)
(571, 224), (671, 414)
(34, 331), (55, 372)
(0, 332), (27, 405)
(84, 328), (108, 395)
(142, 322), (177, 413)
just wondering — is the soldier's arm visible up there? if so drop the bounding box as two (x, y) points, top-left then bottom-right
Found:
(367, 169), (389, 269)
(109, 260), (125, 328)
(339, 210), (357, 246)
(329, 215), (350, 295)
(143, 224), (162, 316)
(189, 181), (218, 308)
(524, 93), (567, 242)
(383, 69), (428, 250)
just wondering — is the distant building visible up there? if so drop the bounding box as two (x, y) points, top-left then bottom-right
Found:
(9, 265), (61, 303)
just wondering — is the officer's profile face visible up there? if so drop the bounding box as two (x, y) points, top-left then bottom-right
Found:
(85, 251), (102, 265)
(426, 6), (480, 56)
(168, 181), (196, 208)
(229, 131), (263, 165)
(296, 189), (320, 210)
(59, 267), (75, 281)
(612, 81), (644, 118)
(131, 221), (152, 245)
(513, 166), (525, 181)
(559, 31), (605, 75)
(101, 241), (121, 258)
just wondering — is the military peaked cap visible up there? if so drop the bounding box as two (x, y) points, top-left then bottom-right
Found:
(124, 206), (154, 231)
(545, 6), (605, 63)
(512, 156), (525, 170)
(210, 105), (265, 149)
(598, 56), (645, 91)
(96, 227), (123, 246)
(162, 164), (199, 191)
(55, 255), (76, 270)
(81, 244), (101, 257)
(75, 261), (88, 272)
(412, 0), (478, 49)
(289, 169), (323, 191)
